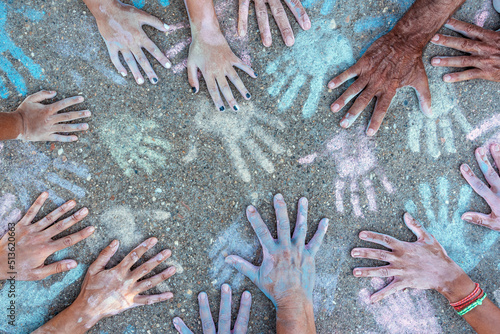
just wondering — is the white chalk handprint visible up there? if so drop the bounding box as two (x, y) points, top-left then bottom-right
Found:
(0, 193), (20, 238)
(299, 127), (394, 218)
(266, 18), (354, 118)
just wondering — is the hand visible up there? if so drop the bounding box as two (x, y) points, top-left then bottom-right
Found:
(431, 18), (500, 83)
(352, 213), (475, 303)
(173, 284), (252, 334)
(188, 26), (256, 111)
(14, 91), (90, 142)
(0, 192), (94, 281)
(328, 31), (432, 136)
(225, 194), (328, 333)
(238, 0), (311, 47)
(460, 143), (500, 232)
(69, 238), (176, 329)
(85, 0), (171, 85)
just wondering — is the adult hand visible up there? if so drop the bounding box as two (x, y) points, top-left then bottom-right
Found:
(431, 18), (500, 83)
(351, 213), (474, 303)
(14, 91), (90, 142)
(173, 284), (252, 333)
(460, 143), (500, 231)
(225, 194), (328, 334)
(188, 27), (256, 111)
(238, 0), (311, 47)
(328, 31), (432, 136)
(0, 192), (94, 281)
(84, 0), (171, 85)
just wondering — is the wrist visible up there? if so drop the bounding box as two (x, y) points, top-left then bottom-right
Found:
(0, 111), (24, 140)
(276, 296), (315, 334)
(66, 297), (102, 330)
(436, 262), (476, 303)
(83, 0), (119, 19)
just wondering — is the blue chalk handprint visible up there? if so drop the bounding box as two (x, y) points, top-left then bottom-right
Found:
(132, 0), (170, 8)
(266, 18), (354, 118)
(0, 1), (44, 98)
(302, 0), (337, 15)
(405, 177), (498, 273)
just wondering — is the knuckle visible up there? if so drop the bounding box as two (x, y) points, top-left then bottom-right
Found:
(56, 262), (64, 273)
(254, 225), (269, 238)
(273, 7), (286, 17)
(380, 268), (389, 277)
(382, 235), (392, 246)
(378, 251), (387, 261)
(63, 236), (73, 246)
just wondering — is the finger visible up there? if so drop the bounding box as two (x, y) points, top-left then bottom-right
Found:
(330, 77), (369, 113)
(32, 259), (78, 280)
(255, 0), (272, 47)
(358, 231), (403, 250)
(50, 225), (95, 253)
(133, 48), (158, 84)
(52, 123), (89, 133)
(122, 50), (145, 85)
(51, 110), (91, 124)
(328, 63), (360, 89)
(227, 68), (251, 101)
(106, 44), (128, 77)
(274, 193), (291, 246)
(370, 281), (403, 303)
(268, 0), (295, 46)
(403, 212), (430, 240)
(205, 75), (225, 111)
(225, 255), (258, 283)
(233, 61), (257, 78)
(460, 164), (498, 206)
(88, 240), (119, 275)
(339, 87), (376, 129)
(19, 192), (49, 225)
(119, 237), (158, 271)
(430, 34), (494, 53)
(48, 134), (79, 142)
(132, 249), (172, 280)
(431, 56), (483, 68)
(49, 96), (85, 114)
(42, 207), (89, 237)
(134, 292), (174, 306)
(306, 218), (329, 256)
(198, 292), (216, 334)
(33, 199), (76, 230)
(187, 60), (199, 93)
(135, 266), (176, 293)
(442, 69), (485, 83)
(351, 248), (396, 262)
(462, 212), (499, 231)
(353, 266), (402, 278)
(173, 317), (194, 334)
(143, 37), (172, 69)
(410, 68), (432, 117)
(444, 18), (493, 40)
(238, 0), (250, 37)
(365, 93), (395, 136)
(475, 147), (500, 190)
(140, 12), (169, 32)
(216, 76), (239, 111)
(25, 90), (57, 103)
(284, 0), (311, 30)
(490, 143), (500, 171)
(218, 284), (232, 333)
(292, 197), (308, 247)
(233, 291), (252, 334)
(246, 205), (275, 249)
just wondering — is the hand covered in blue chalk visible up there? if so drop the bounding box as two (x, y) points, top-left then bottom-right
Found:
(460, 143), (500, 232)
(173, 284), (252, 334)
(352, 213), (475, 304)
(14, 91), (90, 142)
(431, 19), (500, 83)
(0, 192), (94, 281)
(83, 0), (171, 85)
(226, 194), (328, 333)
(238, 0), (311, 47)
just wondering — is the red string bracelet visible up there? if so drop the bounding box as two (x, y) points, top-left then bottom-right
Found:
(450, 283), (480, 308)
(454, 290), (485, 312)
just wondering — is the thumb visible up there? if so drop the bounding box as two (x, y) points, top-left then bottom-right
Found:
(411, 63), (432, 117)
(141, 12), (169, 32)
(225, 255), (258, 283)
(33, 260), (77, 280)
(462, 212), (499, 231)
(25, 90), (57, 103)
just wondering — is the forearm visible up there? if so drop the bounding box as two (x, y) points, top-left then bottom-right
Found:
(0, 112), (23, 141)
(183, 0), (220, 33)
(81, 0), (117, 17)
(276, 300), (316, 334)
(390, 0), (466, 50)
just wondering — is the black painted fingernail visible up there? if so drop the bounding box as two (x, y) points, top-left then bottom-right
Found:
(191, 87), (196, 93)
(254, 72), (258, 77)
(152, 78), (158, 84)
(233, 105), (239, 111)
(219, 106), (225, 112)
(246, 93), (251, 99)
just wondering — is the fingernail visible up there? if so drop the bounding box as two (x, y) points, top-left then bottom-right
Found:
(222, 284), (230, 292)
(432, 58), (441, 65)
(87, 226), (95, 233)
(152, 77), (158, 84)
(462, 214), (472, 221)
(367, 128), (375, 136)
(462, 164), (470, 172)
(164, 23), (170, 30)
(191, 87), (196, 93)
(65, 200), (76, 209)
(254, 72), (258, 77)
(432, 35), (439, 42)
(121, 71), (127, 77)
(138, 77), (144, 85)
(354, 270), (362, 276)
(82, 124), (89, 130)
(233, 105), (239, 111)
(167, 266), (176, 274)
(243, 291), (251, 299)
(300, 197), (308, 205)
(199, 292), (207, 301)
(478, 147), (486, 155)
(332, 104), (340, 112)
(443, 74), (451, 82)
(111, 240), (119, 247)
(494, 144), (500, 152)
(78, 207), (89, 216)
(360, 232), (368, 239)
(67, 262), (77, 270)
(352, 250), (360, 256)
(219, 106), (225, 112)
(165, 62), (171, 69)
(85, 111), (92, 117)
(225, 256), (234, 264)
(156, 253), (164, 261)
(246, 93), (251, 99)
(275, 193), (284, 201)
(340, 119), (349, 128)
(247, 205), (256, 213)
(286, 36), (294, 46)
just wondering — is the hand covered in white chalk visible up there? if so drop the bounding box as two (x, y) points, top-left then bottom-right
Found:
(238, 0), (311, 47)
(431, 18), (500, 83)
(84, 0), (171, 84)
(352, 213), (475, 304)
(0, 192), (94, 281)
(14, 91), (90, 142)
(460, 143), (500, 232)
(173, 284), (252, 334)
(225, 194), (328, 334)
